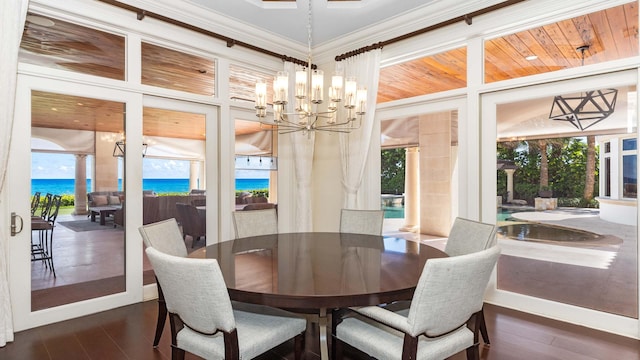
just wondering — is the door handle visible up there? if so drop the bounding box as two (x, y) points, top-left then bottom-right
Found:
(11, 212), (23, 236)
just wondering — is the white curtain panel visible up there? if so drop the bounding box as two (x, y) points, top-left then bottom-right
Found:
(286, 61), (315, 232)
(338, 49), (381, 209)
(0, 0), (29, 347)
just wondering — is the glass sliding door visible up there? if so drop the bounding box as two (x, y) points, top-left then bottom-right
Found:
(30, 91), (126, 311)
(482, 70), (638, 337)
(141, 96), (218, 285)
(9, 75), (142, 331)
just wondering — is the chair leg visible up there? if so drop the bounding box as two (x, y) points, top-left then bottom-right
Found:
(479, 309), (490, 344)
(153, 300), (167, 347)
(466, 343), (480, 360)
(47, 229), (56, 277)
(171, 345), (185, 360)
(293, 332), (305, 360)
(335, 338), (344, 360)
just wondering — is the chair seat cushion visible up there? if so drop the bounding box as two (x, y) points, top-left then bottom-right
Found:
(337, 315), (473, 360)
(177, 303), (306, 359)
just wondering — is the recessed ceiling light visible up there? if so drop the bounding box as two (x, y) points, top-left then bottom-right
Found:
(26, 15), (55, 27)
(525, 55), (538, 61)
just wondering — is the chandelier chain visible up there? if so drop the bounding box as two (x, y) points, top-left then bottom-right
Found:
(307, 0), (312, 66)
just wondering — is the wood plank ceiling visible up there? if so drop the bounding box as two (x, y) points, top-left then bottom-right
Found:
(20, 3), (638, 141)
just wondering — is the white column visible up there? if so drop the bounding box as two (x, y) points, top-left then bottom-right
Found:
(505, 169), (515, 202)
(400, 147), (419, 232)
(73, 154), (88, 215)
(189, 160), (199, 190)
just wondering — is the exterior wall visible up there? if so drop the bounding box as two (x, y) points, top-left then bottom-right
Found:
(599, 198), (638, 225)
(597, 134), (637, 225)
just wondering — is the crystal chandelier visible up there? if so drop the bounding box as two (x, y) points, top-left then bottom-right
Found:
(254, 1), (367, 134)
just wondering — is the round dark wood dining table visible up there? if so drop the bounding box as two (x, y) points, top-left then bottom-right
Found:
(188, 232), (448, 310)
(188, 232), (447, 359)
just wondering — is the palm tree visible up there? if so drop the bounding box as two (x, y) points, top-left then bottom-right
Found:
(583, 135), (596, 201)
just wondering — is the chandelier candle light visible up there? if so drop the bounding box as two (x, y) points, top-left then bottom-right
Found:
(255, 1), (367, 134)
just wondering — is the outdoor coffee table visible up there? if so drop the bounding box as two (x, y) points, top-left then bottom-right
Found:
(89, 206), (119, 225)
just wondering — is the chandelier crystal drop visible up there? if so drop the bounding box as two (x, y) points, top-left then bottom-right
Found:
(255, 0), (366, 134)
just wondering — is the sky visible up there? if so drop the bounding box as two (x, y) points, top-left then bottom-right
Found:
(31, 152), (267, 179)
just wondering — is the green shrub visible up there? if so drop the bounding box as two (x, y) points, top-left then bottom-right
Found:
(235, 189), (269, 198)
(557, 197), (599, 208)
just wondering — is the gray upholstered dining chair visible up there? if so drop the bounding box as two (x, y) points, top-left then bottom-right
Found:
(339, 209), (384, 236)
(232, 208), (278, 239)
(145, 247), (307, 360)
(444, 217), (497, 257)
(444, 217), (497, 344)
(332, 246), (501, 360)
(138, 218), (188, 348)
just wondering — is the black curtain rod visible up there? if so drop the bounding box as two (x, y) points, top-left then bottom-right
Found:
(335, 0), (526, 62)
(97, 0), (312, 67)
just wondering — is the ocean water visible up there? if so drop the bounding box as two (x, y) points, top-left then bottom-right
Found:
(31, 178), (269, 195)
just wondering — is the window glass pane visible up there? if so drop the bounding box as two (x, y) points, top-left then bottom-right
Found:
(31, 90), (126, 310)
(623, 138), (637, 151)
(141, 42), (215, 96)
(377, 47), (466, 103)
(234, 119), (276, 209)
(605, 142), (611, 153)
(605, 157), (611, 196)
(484, 3), (638, 84)
(20, 13), (125, 80)
(623, 154), (637, 198)
(494, 82), (637, 319)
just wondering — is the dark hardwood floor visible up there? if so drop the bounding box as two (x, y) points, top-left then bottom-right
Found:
(1, 301), (638, 360)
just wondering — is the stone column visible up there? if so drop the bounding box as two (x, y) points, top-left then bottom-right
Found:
(505, 169), (515, 202)
(189, 160), (199, 190)
(400, 147), (419, 232)
(74, 154), (88, 215)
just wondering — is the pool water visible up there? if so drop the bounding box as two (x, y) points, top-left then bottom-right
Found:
(497, 207), (524, 222)
(382, 206), (404, 219)
(497, 223), (620, 246)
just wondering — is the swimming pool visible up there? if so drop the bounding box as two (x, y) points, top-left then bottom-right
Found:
(497, 223), (620, 246)
(497, 207), (528, 222)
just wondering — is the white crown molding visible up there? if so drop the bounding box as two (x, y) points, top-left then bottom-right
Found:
(108, 0), (308, 60)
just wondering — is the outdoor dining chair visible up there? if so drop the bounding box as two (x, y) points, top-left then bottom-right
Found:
(175, 203), (206, 248)
(332, 246), (501, 360)
(138, 218), (188, 348)
(145, 247), (306, 360)
(31, 194), (61, 277)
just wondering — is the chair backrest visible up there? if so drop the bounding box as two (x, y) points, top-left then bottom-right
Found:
(444, 217), (497, 257)
(339, 209), (384, 236)
(145, 247), (236, 334)
(243, 202), (276, 211)
(138, 218), (188, 257)
(39, 193), (53, 219)
(31, 192), (41, 216)
(47, 195), (62, 223)
(177, 203), (206, 237)
(233, 208), (278, 239)
(191, 198), (206, 207)
(407, 246), (501, 337)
